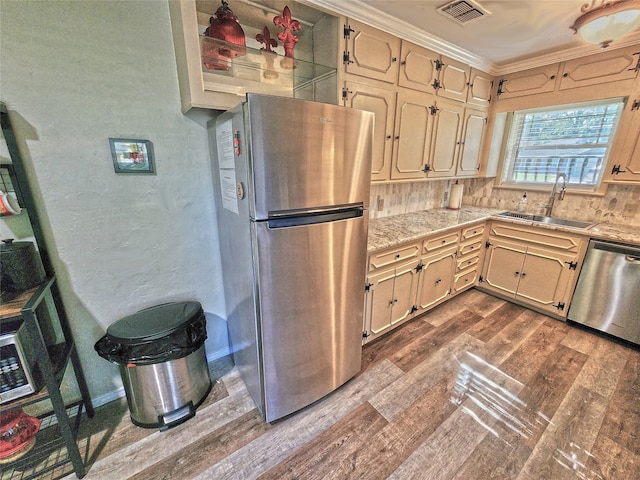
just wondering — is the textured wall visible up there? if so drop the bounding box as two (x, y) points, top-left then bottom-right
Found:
(0, 0), (228, 404)
(461, 177), (640, 227)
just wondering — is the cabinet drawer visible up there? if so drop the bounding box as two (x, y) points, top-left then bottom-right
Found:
(489, 221), (585, 253)
(369, 242), (420, 271)
(456, 254), (479, 272)
(423, 231), (460, 254)
(462, 223), (484, 241)
(459, 239), (482, 257)
(454, 269), (477, 292)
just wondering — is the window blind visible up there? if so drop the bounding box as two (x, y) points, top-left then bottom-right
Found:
(501, 98), (625, 187)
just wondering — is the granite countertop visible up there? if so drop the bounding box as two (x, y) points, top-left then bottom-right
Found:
(368, 207), (640, 253)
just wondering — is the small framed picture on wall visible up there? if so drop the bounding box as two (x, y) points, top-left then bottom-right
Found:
(109, 138), (155, 174)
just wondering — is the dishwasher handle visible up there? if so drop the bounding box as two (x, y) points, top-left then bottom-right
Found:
(591, 239), (640, 258)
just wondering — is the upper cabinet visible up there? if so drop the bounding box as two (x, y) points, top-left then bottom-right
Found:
(495, 64), (560, 100)
(341, 20), (494, 183)
(343, 18), (401, 83)
(559, 46), (640, 90)
(168, 0), (340, 112)
(604, 96), (640, 183)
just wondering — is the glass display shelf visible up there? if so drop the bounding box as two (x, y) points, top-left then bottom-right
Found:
(200, 36), (336, 89)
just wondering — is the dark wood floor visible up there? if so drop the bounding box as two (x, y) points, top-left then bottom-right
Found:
(13, 289), (640, 479)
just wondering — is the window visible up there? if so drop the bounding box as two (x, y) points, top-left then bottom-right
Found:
(501, 98), (625, 189)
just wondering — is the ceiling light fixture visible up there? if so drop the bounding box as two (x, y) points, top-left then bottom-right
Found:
(570, 0), (640, 48)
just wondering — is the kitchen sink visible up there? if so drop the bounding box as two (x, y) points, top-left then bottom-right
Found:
(495, 211), (595, 229)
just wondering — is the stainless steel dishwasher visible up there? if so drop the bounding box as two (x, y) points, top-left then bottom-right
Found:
(568, 239), (640, 345)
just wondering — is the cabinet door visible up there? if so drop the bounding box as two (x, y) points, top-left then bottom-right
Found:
(515, 246), (575, 315)
(344, 78), (397, 182)
(415, 246), (457, 311)
(366, 268), (396, 336)
(390, 89), (434, 180)
(607, 98), (640, 182)
(428, 99), (464, 178)
(496, 64), (560, 100)
(437, 56), (470, 103)
(467, 68), (493, 108)
(559, 46), (639, 90)
(391, 260), (420, 326)
(456, 108), (487, 177)
(398, 41), (439, 92)
(344, 19), (401, 84)
(481, 237), (526, 298)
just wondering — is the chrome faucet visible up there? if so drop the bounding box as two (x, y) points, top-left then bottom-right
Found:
(542, 173), (567, 216)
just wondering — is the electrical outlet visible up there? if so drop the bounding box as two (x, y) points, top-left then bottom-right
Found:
(377, 196), (384, 211)
(443, 191), (449, 203)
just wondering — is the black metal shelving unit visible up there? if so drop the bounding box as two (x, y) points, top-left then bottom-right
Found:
(1, 103), (94, 479)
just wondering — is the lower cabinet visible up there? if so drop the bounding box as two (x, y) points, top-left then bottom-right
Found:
(366, 259), (420, 339)
(479, 221), (587, 317)
(364, 229), (467, 343)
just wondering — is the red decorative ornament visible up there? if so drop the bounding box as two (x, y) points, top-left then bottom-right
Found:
(256, 26), (277, 53)
(203, 0), (246, 71)
(273, 6), (301, 59)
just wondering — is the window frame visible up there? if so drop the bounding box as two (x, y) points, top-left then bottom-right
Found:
(497, 97), (627, 193)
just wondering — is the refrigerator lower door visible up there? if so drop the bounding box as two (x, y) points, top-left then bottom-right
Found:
(253, 212), (368, 422)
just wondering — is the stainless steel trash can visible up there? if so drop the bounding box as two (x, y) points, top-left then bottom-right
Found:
(95, 301), (211, 430)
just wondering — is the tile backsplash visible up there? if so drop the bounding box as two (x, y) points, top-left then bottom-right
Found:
(462, 177), (640, 227)
(370, 180), (449, 219)
(370, 178), (640, 227)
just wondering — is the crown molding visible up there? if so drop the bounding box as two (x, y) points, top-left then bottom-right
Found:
(301, 0), (640, 76)
(301, 0), (493, 72)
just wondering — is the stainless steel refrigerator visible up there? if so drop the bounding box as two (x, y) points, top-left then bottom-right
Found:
(208, 94), (373, 422)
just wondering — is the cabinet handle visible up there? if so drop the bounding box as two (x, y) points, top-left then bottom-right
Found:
(386, 135), (392, 140)
(521, 272), (526, 278)
(514, 271), (520, 276)
(435, 278), (442, 284)
(392, 57), (398, 62)
(395, 254), (400, 259)
(401, 60), (406, 65)
(395, 135), (400, 140)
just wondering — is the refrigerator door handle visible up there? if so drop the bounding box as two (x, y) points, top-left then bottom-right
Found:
(267, 206), (363, 228)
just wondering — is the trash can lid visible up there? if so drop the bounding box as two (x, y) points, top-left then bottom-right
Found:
(106, 301), (203, 344)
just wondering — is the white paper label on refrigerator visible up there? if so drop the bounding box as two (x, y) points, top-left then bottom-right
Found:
(220, 169), (239, 214)
(216, 119), (235, 169)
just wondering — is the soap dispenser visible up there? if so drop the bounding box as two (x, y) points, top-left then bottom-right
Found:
(517, 192), (528, 212)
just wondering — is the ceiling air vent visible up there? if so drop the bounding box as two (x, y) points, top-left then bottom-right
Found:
(437, 0), (489, 26)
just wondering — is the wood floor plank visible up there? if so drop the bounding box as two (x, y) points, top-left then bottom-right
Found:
(595, 348), (640, 455)
(466, 301), (529, 343)
(570, 334), (630, 398)
(458, 289), (506, 317)
(452, 344), (587, 478)
(587, 430), (640, 480)
(129, 409), (271, 480)
(391, 309), (484, 372)
(332, 377), (457, 480)
(360, 316), (435, 374)
(191, 359), (405, 480)
(482, 309), (546, 365)
(257, 403), (387, 480)
(369, 332), (484, 421)
(515, 386), (608, 480)
(82, 383), (257, 479)
(499, 318), (570, 384)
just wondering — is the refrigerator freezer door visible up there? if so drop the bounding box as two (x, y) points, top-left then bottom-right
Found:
(254, 212), (368, 422)
(246, 94), (373, 219)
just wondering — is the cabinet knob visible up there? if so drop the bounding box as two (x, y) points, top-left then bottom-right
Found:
(395, 135), (400, 140)
(395, 254), (400, 258)
(514, 271), (520, 276)
(521, 272), (526, 278)
(386, 135), (392, 140)
(392, 57), (398, 62)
